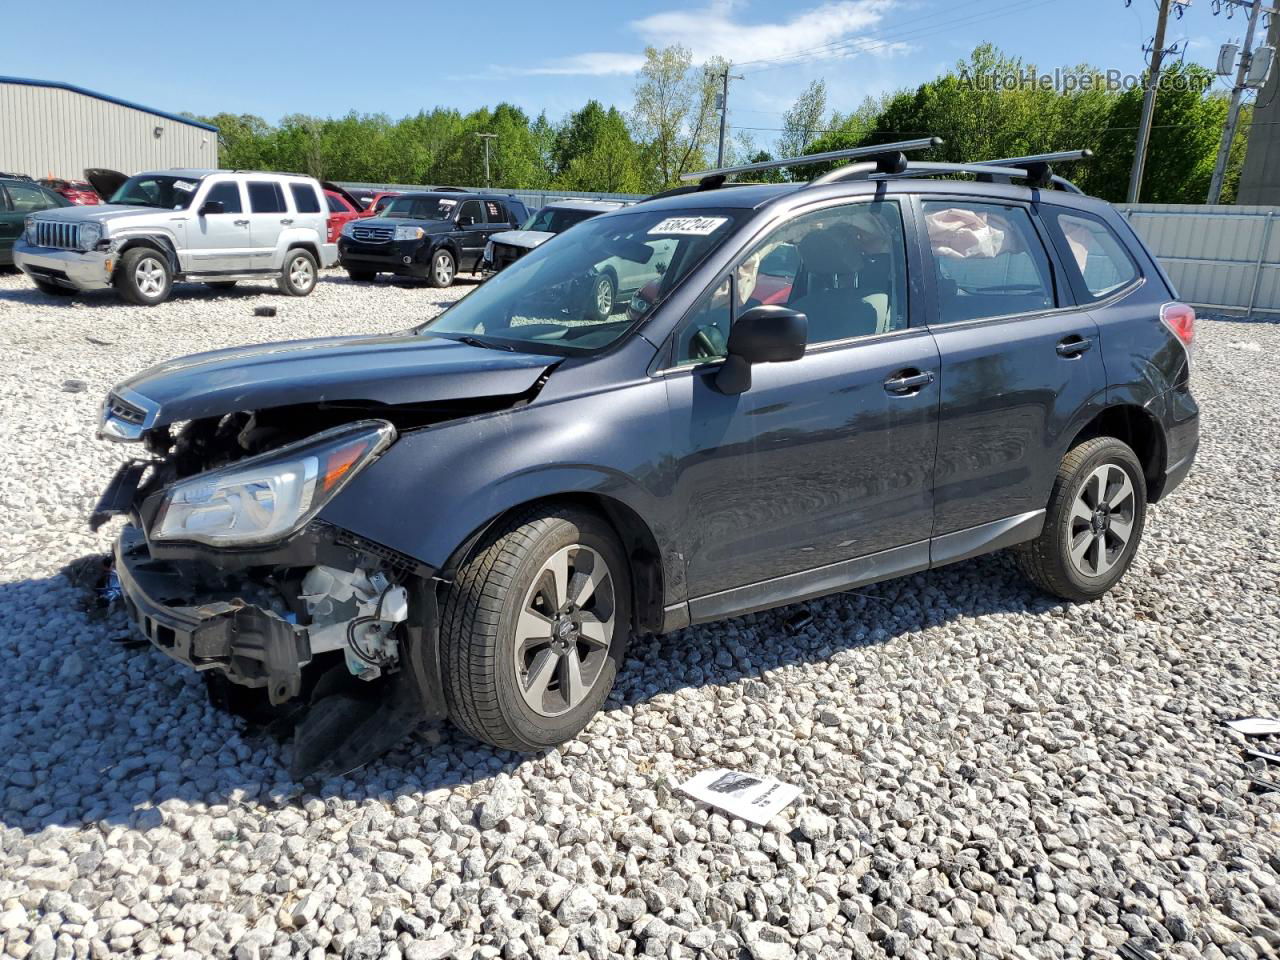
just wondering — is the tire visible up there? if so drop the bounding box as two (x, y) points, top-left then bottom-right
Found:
(33, 278), (74, 296)
(277, 248), (318, 296)
(589, 272), (616, 321)
(346, 268), (376, 282)
(427, 249), (455, 288)
(204, 281), (237, 290)
(440, 506), (631, 751)
(115, 247), (172, 305)
(1015, 436), (1148, 602)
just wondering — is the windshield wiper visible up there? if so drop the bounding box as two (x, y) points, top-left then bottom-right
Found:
(454, 334), (516, 352)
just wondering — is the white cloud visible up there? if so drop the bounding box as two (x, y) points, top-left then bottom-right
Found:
(510, 0), (901, 77)
(512, 52), (647, 77)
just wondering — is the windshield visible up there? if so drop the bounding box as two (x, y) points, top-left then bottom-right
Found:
(523, 206), (600, 234)
(381, 195), (458, 220)
(420, 208), (745, 354)
(109, 174), (202, 209)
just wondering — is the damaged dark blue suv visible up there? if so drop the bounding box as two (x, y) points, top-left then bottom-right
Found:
(94, 141), (1198, 775)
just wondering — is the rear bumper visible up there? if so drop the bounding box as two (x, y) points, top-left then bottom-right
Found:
(319, 241), (339, 268)
(13, 242), (113, 291)
(1155, 386), (1199, 500)
(114, 525), (309, 703)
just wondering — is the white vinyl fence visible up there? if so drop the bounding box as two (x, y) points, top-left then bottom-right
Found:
(1119, 203), (1280, 316)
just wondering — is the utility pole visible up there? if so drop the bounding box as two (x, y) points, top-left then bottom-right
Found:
(475, 132), (498, 187)
(714, 66), (743, 168)
(1208, 0), (1266, 202)
(1127, 0), (1176, 203)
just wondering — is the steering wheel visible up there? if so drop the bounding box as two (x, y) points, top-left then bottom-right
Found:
(691, 324), (728, 360)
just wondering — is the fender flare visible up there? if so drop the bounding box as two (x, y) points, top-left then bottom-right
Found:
(115, 234), (180, 274)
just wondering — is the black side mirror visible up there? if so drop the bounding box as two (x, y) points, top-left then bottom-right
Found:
(715, 305), (807, 395)
(199, 200), (225, 216)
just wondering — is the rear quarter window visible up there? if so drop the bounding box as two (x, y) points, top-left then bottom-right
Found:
(1045, 209), (1140, 301)
(291, 184), (322, 213)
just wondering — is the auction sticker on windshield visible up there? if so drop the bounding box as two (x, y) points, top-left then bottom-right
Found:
(649, 216), (728, 236)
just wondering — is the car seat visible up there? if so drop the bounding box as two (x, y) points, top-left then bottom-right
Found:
(789, 228), (880, 343)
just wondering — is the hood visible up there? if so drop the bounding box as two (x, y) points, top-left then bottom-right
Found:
(110, 333), (557, 428)
(84, 168), (128, 199)
(358, 216), (454, 235)
(30, 203), (160, 225)
(490, 230), (555, 250)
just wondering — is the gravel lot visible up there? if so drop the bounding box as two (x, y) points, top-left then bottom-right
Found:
(1, 268), (1278, 960)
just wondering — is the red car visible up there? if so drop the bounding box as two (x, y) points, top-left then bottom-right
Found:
(40, 178), (101, 205)
(322, 183), (364, 244)
(357, 191), (400, 219)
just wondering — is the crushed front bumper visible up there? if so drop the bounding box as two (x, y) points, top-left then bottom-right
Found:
(13, 241), (114, 291)
(114, 525), (309, 703)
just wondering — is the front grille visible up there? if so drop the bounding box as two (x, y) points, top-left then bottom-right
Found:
(33, 220), (82, 251)
(492, 243), (525, 269)
(352, 225), (394, 243)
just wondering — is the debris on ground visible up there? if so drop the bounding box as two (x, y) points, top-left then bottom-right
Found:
(1225, 717), (1280, 736)
(60, 379), (87, 393)
(678, 768), (802, 826)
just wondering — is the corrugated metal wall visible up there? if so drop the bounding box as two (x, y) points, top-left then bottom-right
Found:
(1119, 204), (1280, 315)
(0, 82), (217, 179)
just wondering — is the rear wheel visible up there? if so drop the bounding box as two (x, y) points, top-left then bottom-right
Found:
(277, 249), (318, 296)
(115, 247), (172, 305)
(428, 249), (455, 288)
(440, 506), (630, 751)
(589, 272), (616, 321)
(1015, 436), (1147, 601)
(33, 278), (74, 296)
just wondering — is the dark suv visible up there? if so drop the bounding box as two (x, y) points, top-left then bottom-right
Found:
(337, 191), (529, 286)
(93, 141), (1197, 775)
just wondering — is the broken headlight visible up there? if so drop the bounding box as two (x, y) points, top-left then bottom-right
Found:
(152, 420), (395, 546)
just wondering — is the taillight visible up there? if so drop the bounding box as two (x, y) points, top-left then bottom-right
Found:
(1161, 302), (1195, 353)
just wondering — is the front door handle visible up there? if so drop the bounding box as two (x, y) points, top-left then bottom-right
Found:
(884, 369), (935, 394)
(280, 218), (294, 225)
(234, 219), (249, 227)
(1056, 335), (1093, 357)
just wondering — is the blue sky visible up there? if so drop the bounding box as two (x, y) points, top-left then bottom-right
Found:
(5, 0), (1240, 151)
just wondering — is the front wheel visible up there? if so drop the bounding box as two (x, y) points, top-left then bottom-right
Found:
(440, 507), (630, 751)
(428, 249), (455, 288)
(1015, 436), (1147, 601)
(277, 249), (318, 296)
(115, 248), (172, 305)
(589, 272), (616, 321)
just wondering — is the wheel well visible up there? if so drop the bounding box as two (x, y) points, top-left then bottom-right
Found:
(286, 241), (320, 265)
(442, 494), (667, 636)
(117, 237), (177, 272)
(1071, 405), (1168, 500)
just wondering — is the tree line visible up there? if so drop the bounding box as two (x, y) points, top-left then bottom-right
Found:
(196, 44), (1250, 203)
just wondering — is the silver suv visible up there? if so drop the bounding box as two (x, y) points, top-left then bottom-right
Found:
(13, 169), (337, 305)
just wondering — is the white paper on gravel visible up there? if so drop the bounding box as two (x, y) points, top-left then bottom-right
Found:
(1225, 717), (1280, 736)
(678, 769), (802, 826)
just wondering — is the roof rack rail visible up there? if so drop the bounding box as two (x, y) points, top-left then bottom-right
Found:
(978, 149), (1094, 167)
(679, 137), (943, 185)
(864, 162), (1087, 194)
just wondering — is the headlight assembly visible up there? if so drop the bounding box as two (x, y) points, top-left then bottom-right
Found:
(79, 222), (104, 250)
(341, 220), (358, 237)
(152, 420), (395, 546)
(23, 217), (35, 244)
(394, 225), (425, 241)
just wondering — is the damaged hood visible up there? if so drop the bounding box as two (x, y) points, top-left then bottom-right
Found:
(106, 333), (556, 430)
(490, 229), (556, 250)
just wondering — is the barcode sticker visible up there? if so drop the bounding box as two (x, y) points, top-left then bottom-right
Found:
(649, 216), (728, 236)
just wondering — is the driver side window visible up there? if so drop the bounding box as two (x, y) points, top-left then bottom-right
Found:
(675, 200), (909, 365)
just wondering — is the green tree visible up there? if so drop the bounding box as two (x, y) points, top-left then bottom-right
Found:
(631, 45), (722, 187)
(776, 79), (828, 162)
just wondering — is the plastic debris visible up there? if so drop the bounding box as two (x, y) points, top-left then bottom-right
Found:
(254, 306), (277, 317)
(678, 768), (802, 826)
(61, 379), (87, 393)
(785, 610), (814, 634)
(1245, 748), (1280, 765)
(1225, 717), (1280, 736)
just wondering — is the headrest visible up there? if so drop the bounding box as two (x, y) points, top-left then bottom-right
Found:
(798, 227), (861, 276)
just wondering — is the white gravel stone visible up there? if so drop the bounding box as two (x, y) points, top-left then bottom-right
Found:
(2, 275), (1279, 958)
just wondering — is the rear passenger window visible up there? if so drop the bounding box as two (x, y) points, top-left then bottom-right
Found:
(203, 181), (242, 213)
(7, 183), (54, 213)
(484, 200), (506, 223)
(290, 184), (322, 213)
(247, 181), (286, 213)
(1050, 211), (1139, 300)
(921, 201), (1055, 324)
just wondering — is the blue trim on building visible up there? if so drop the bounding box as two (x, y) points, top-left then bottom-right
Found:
(0, 76), (219, 132)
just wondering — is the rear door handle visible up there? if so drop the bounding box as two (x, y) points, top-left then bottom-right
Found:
(280, 218), (294, 225)
(1056, 335), (1092, 357)
(884, 369), (935, 394)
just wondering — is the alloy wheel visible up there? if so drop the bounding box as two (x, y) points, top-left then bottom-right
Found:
(514, 545), (616, 718)
(1067, 462), (1136, 578)
(595, 276), (613, 317)
(290, 255), (314, 291)
(135, 257), (166, 298)
(435, 254), (454, 286)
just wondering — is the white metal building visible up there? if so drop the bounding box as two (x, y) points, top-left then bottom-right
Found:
(0, 76), (217, 181)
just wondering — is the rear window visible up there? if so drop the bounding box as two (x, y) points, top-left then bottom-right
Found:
(248, 181), (287, 213)
(290, 183), (322, 213)
(1048, 210), (1140, 300)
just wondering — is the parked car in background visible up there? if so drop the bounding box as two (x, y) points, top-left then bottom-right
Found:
(91, 142), (1198, 773)
(338, 191), (529, 286)
(357, 191), (400, 219)
(14, 169), (336, 304)
(481, 199), (625, 277)
(323, 184), (364, 245)
(40, 178), (101, 205)
(1, 177), (70, 265)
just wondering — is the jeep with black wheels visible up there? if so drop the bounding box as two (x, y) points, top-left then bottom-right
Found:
(91, 139), (1197, 776)
(13, 169), (337, 305)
